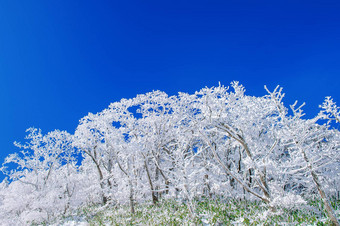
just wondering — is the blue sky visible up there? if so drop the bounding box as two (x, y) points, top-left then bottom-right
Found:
(0, 1), (340, 179)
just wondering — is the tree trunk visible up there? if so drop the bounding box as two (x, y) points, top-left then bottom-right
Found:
(144, 159), (158, 205)
(300, 146), (339, 226)
(129, 179), (135, 214)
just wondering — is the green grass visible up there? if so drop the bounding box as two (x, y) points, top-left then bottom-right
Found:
(56, 197), (340, 225)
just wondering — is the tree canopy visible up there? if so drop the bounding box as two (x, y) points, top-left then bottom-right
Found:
(1, 82), (339, 225)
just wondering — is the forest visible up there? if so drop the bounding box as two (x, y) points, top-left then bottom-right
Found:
(0, 82), (339, 225)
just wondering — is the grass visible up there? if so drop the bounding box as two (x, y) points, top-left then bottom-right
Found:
(55, 197), (340, 225)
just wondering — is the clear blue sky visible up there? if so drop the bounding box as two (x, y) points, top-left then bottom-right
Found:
(0, 1), (340, 179)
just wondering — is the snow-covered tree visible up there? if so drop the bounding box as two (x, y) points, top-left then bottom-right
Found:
(0, 82), (339, 224)
(0, 129), (78, 223)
